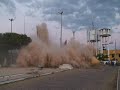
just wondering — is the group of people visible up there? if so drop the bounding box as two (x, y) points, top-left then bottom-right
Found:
(103, 58), (118, 66)
(106, 59), (117, 66)
(111, 60), (117, 66)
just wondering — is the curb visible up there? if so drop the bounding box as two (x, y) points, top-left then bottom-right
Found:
(0, 69), (69, 85)
(0, 77), (27, 85)
(40, 72), (53, 76)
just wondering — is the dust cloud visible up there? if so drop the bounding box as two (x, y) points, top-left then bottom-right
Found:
(17, 23), (99, 68)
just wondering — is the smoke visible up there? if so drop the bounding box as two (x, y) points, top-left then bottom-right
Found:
(36, 23), (50, 45)
(17, 23), (99, 68)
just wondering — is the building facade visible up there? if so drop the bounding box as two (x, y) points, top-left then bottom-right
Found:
(104, 50), (120, 61)
(109, 50), (120, 61)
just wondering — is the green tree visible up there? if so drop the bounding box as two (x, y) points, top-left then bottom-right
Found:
(97, 53), (108, 61)
(0, 33), (32, 49)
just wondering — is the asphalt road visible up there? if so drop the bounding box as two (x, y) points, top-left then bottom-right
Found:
(0, 66), (118, 90)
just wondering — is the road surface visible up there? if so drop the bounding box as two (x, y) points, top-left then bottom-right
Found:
(0, 66), (118, 90)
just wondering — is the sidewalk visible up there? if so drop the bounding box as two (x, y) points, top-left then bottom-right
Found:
(0, 68), (36, 76)
(117, 67), (120, 90)
(0, 67), (67, 85)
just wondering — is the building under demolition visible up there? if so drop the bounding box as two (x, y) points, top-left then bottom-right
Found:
(87, 28), (120, 61)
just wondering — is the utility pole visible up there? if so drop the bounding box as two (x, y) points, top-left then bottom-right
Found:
(95, 28), (98, 56)
(58, 11), (63, 47)
(91, 18), (98, 56)
(24, 16), (26, 35)
(9, 18), (15, 33)
(87, 27), (91, 44)
(9, 18), (15, 65)
(72, 31), (76, 40)
(115, 40), (117, 60)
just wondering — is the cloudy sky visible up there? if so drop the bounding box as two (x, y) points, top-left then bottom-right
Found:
(0, 0), (120, 48)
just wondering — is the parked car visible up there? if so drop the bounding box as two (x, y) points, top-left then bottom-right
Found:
(101, 60), (111, 65)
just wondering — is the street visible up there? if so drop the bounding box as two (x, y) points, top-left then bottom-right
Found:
(0, 66), (118, 90)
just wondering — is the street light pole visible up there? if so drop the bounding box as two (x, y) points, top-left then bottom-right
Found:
(91, 18), (98, 56)
(58, 11), (63, 47)
(24, 16), (26, 35)
(9, 18), (14, 33)
(115, 40), (117, 60)
(9, 18), (15, 65)
(72, 31), (76, 40)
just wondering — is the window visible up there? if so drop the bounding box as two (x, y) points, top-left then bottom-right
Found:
(112, 54), (114, 58)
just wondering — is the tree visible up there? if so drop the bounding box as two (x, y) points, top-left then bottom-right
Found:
(0, 33), (32, 49)
(97, 53), (108, 61)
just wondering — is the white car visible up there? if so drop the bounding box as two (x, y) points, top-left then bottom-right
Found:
(101, 60), (110, 65)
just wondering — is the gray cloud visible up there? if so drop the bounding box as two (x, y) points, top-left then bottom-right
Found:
(16, 0), (33, 3)
(0, 0), (16, 15)
(1, 0), (120, 30)
(87, 0), (120, 25)
(24, 0), (120, 29)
